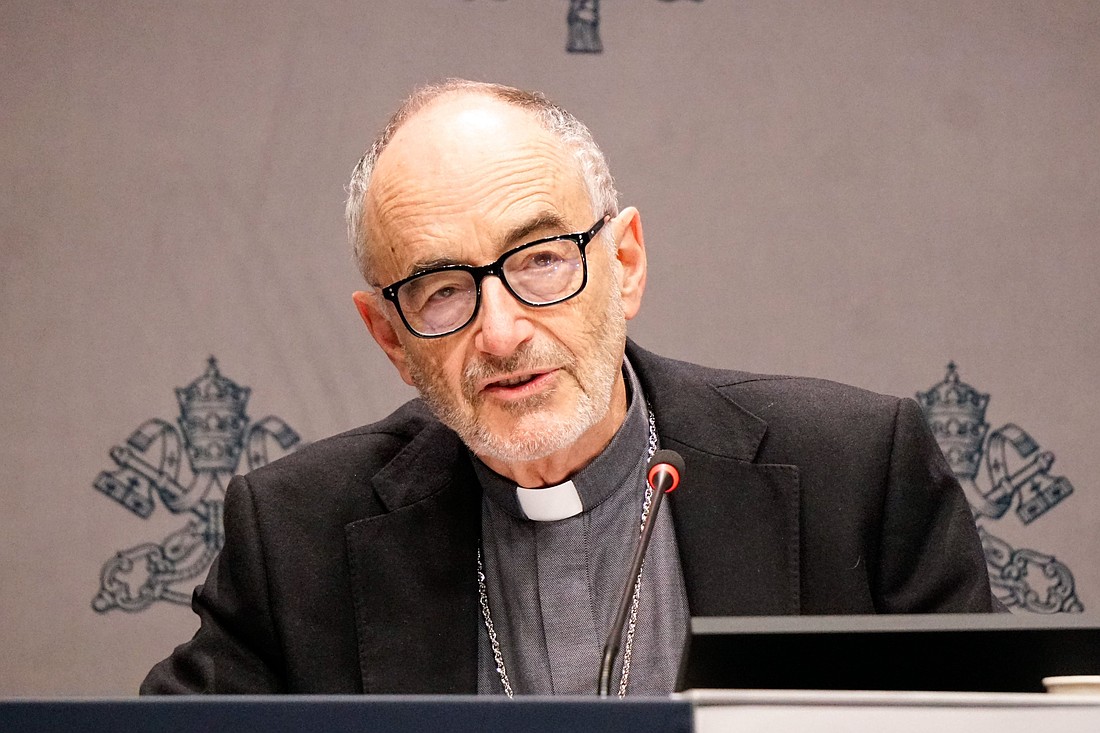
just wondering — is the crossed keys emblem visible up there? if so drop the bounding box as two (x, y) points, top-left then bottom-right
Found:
(970, 425), (1080, 613)
(967, 425), (1074, 525)
(91, 358), (301, 613)
(918, 364), (1082, 613)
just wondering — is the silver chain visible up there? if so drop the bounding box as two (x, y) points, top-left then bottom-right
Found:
(477, 406), (659, 698)
(476, 550), (514, 697)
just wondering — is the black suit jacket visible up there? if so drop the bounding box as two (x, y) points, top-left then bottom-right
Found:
(142, 343), (992, 694)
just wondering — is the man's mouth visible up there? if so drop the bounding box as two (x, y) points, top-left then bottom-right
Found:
(491, 373), (539, 388)
(481, 369), (556, 396)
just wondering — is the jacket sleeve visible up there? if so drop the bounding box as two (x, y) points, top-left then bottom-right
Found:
(873, 397), (995, 613)
(140, 475), (285, 693)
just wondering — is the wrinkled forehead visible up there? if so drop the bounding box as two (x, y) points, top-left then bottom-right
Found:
(362, 94), (592, 278)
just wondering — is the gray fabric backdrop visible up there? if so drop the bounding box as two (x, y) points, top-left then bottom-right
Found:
(2, 1), (1097, 695)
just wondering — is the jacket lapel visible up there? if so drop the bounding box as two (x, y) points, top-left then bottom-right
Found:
(628, 342), (802, 615)
(344, 422), (481, 693)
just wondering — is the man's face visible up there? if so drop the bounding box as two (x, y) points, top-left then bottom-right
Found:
(359, 95), (637, 466)
(406, 272), (627, 464)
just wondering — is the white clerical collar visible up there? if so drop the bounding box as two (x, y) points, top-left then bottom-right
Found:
(515, 480), (584, 522)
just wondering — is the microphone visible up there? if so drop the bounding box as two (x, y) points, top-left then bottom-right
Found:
(646, 450), (684, 494)
(598, 449), (686, 697)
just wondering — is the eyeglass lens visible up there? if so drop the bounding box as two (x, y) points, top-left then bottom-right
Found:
(397, 238), (585, 336)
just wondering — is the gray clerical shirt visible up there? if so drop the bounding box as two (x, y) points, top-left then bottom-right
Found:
(473, 358), (689, 695)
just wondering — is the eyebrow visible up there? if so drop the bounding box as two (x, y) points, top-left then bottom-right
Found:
(401, 211), (573, 280)
(405, 256), (464, 279)
(498, 211), (572, 250)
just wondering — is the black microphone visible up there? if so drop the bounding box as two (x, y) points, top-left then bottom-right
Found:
(598, 449), (685, 697)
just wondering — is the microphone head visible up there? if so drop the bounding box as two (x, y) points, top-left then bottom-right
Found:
(646, 449), (685, 492)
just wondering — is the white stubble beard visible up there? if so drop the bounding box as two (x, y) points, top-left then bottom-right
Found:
(405, 286), (628, 464)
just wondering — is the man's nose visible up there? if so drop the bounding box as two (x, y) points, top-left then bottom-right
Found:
(473, 277), (534, 356)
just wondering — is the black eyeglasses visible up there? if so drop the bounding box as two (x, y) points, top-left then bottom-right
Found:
(380, 215), (609, 338)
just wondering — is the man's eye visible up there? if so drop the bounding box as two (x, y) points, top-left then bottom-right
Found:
(402, 273), (471, 312)
(427, 286), (459, 302)
(526, 250), (564, 269)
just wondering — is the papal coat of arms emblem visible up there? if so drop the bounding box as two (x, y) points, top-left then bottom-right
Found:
(91, 357), (302, 613)
(918, 363), (1083, 613)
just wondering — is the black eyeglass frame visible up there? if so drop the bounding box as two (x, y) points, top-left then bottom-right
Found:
(380, 215), (610, 338)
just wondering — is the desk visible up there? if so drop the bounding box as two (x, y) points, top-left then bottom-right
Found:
(688, 689), (1100, 733)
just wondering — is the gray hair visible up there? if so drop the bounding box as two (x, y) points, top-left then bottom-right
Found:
(345, 79), (619, 284)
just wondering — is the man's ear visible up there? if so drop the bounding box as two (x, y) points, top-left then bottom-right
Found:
(611, 207), (647, 320)
(352, 290), (416, 386)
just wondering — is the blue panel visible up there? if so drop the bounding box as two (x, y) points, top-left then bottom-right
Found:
(0, 696), (694, 733)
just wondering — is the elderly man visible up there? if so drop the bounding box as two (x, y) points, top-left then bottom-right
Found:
(142, 80), (994, 696)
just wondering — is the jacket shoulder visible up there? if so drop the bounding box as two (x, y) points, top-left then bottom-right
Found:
(240, 399), (443, 512)
(628, 341), (905, 461)
(722, 373), (907, 462)
(630, 340), (901, 425)
(718, 373), (901, 424)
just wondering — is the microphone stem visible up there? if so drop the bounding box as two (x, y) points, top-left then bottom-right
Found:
(597, 479), (670, 697)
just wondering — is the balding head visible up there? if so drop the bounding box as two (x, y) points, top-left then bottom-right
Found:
(346, 80), (648, 484)
(346, 80), (618, 284)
